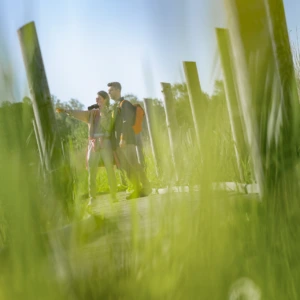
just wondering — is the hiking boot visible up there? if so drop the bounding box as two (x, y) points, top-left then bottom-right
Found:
(126, 187), (134, 194)
(117, 184), (128, 192)
(140, 187), (152, 197)
(126, 191), (141, 200)
(110, 194), (118, 203)
(87, 197), (96, 206)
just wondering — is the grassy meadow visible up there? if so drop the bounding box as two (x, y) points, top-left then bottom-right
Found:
(1, 5), (300, 300)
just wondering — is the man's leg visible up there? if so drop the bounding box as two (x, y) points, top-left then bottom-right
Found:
(138, 166), (152, 195)
(117, 168), (128, 191)
(119, 168), (128, 186)
(135, 135), (151, 194)
(116, 145), (141, 197)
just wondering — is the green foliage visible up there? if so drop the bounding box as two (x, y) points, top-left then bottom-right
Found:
(292, 37), (300, 101)
(2, 34), (300, 300)
(170, 83), (193, 129)
(0, 100), (46, 247)
(123, 93), (141, 105)
(52, 96), (88, 151)
(169, 81), (242, 183)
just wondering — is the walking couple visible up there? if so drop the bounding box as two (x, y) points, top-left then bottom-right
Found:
(56, 82), (151, 203)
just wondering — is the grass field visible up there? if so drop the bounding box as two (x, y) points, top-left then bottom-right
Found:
(1, 11), (300, 299)
(1, 93), (300, 299)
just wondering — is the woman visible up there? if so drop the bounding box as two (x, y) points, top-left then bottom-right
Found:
(56, 91), (117, 204)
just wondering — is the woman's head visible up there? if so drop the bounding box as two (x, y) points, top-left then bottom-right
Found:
(96, 90), (110, 108)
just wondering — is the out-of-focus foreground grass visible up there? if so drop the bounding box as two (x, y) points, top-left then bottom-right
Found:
(0, 86), (299, 300)
(1, 36), (300, 300)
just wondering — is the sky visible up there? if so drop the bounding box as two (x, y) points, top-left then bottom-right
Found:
(0, 0), (300, 108)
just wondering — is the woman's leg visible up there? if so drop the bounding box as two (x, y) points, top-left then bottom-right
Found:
(87, 143), (101, 199)
(100, 140), (117, 197)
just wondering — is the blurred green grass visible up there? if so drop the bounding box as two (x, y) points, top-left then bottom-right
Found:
(1, 25), (300, 300)
(1, 92), (298, 300)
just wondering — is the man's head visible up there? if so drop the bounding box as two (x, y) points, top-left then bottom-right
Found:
(107, 82), (122, 101)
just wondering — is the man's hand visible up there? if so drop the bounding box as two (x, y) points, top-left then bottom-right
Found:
(56, 108), (65, 113)
(119, 139), (126, 148)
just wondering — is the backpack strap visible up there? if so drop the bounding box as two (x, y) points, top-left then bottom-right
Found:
(119, 99), (125, 107)
(119, 98), (129, 108)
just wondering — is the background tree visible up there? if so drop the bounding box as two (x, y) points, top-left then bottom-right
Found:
(52, 96), (88, 151)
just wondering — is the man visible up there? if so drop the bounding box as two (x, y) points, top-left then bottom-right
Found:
(107, 82), (151, 199)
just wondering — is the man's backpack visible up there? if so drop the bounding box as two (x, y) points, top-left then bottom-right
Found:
(120, 99), (145, 134)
